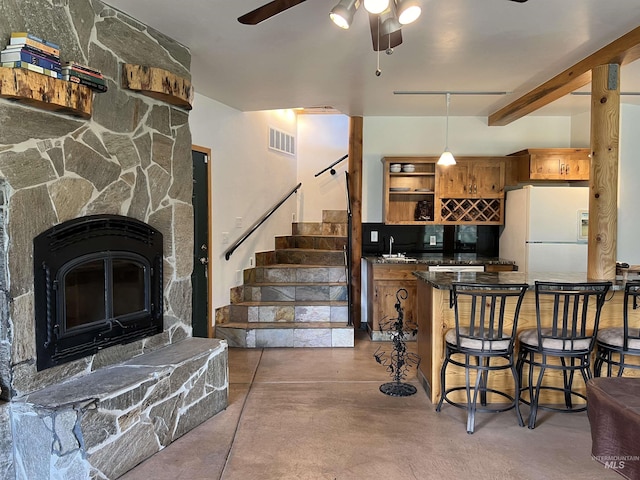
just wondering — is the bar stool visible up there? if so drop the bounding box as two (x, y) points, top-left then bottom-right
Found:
(436, 282), (529, 434)
(594, 280), (640, 377)
(517, 281), (611, 429)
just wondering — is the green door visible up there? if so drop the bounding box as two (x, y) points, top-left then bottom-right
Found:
(191, 149), (209, 337)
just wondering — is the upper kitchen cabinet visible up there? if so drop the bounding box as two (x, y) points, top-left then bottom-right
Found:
(437, 157), (506, 197)
(510, 148), (590, 181)
(437, 156), (507, 225)
(382, 157), (437, 225)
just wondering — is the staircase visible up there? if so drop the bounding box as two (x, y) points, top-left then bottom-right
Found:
(214, 210), (354, 348)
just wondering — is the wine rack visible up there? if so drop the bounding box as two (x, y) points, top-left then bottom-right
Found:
(439, 198), (503, 224)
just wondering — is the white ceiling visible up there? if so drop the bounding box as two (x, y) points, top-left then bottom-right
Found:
(103, 0), (640, 118)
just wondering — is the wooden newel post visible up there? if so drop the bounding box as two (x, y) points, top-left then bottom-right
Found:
(588, 64), (620, 280)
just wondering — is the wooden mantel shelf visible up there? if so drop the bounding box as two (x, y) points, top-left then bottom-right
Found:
(121, 64), (193, 110)
(0, 67), (93, 118)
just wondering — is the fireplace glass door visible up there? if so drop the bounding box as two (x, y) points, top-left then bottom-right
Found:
(62, 254), (149, 334)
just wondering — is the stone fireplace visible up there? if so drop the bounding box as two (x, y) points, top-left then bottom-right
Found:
(0, 2), (228, 479)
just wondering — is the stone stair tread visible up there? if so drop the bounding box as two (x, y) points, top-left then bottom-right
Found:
(245, 281), (346, 286)
(218, 321), (352, 329)
(258, 263), (344, 267)
(232, 300), (348, 307)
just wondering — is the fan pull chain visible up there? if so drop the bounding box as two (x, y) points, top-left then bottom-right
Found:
(375, 16), (381, 76)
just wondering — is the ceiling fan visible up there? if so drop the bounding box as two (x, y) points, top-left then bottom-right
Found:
(238, 0), (529, 52)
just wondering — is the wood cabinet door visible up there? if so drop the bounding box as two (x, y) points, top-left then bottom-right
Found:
(529, 154), (563, 180)
(437, 161), (469, 197)
(470, 159), (505, 196)
(564, 156), (590, 180)
(373, 280), (418, 332)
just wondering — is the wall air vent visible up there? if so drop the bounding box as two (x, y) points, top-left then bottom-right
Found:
(269, 127), (296, 156)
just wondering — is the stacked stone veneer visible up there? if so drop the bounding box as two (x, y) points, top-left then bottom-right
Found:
(0, 1), (228, 479)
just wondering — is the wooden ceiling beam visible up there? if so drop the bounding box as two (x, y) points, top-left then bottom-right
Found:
(488, 26), (640, 126)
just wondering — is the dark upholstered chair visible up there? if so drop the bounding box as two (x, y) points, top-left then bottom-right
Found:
(517, 281), (611, 429)
(436, 283), (529, 434)
(594, 280), (640, 377)
(587, 377), (640, 479)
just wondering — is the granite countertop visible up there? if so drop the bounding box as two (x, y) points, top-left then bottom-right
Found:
(366, 254), (515, 266)
(413, 270), (625, 291)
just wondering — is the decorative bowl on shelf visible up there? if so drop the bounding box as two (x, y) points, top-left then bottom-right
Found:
(402, 164), (415, 172)
(390, 164), (402, 173)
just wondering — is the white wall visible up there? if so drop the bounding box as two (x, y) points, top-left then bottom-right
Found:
(571, 104), (640, 265)
(189, 93), (298, 312)
(363, 116), (575, 222)
(618, 104), (640, 264)
(570, 111), (590, 146)
(296, 114), (350, 222)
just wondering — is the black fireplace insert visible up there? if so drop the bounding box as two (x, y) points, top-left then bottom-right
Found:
(34, 215), (163, 371)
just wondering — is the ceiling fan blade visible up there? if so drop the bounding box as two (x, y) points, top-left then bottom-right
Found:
(508, 0), (528, 2)
(238, 0), (307, 25)
(369, 13), (402, 52)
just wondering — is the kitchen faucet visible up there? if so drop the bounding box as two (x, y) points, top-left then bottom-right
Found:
(389, 236), (394, 256)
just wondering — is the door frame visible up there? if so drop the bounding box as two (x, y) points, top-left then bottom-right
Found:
(192, 144), (214, 337)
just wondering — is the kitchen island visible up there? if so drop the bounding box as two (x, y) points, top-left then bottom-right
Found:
(363, 255), (516, 340)
(414, 271), (636, 405)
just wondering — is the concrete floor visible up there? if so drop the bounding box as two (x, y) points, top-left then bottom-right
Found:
(121, 330), (619, 480)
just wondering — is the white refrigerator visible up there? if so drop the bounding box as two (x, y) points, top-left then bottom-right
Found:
(499, 185), (589, 273)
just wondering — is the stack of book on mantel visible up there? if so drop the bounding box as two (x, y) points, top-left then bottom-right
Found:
(62, 62), (107, 92)
(0, 31), (62, 78)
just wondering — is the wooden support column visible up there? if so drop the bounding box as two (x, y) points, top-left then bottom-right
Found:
(348, 117), (363, 329)
(588, 64), (620, 280)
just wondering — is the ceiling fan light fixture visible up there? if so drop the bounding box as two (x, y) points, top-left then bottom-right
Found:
(379, 3), (401, 35)
(397, 0), (421, 25)
(330, 0), (360, 29)
(364, 0), (390, 14)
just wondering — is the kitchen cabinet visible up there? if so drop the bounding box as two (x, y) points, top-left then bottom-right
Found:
(436, 156), (507, 225)
(382, 157), (437, 225)
(382, 156), (507, 225)
(510, 148), (590, 181)
(437, 157), (506, 198)
(366, 262), (428, 341)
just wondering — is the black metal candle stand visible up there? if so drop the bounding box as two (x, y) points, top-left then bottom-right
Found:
(373, 288), (421, 397)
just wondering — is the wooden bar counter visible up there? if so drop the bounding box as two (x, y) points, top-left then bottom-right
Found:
(414, 271), (637, 405)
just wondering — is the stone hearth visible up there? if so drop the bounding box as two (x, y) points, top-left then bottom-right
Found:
(10, 338), (227, 479)
(0, 2), (228, 478)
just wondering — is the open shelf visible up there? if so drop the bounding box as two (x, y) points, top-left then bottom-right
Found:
(121, 64), (193, 110)
(0, 66), (93, 118)
(383, 157), (437, 224)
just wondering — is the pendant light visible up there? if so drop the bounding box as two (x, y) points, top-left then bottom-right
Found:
(438, 93), (456, 166)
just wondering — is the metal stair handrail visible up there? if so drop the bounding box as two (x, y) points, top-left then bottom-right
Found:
(314, 154), (348, 177)
(224, 182), (302, 260)
(345, 171), (353, 326)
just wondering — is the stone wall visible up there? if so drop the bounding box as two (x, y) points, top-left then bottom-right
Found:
(0, 2), (218, 478)
(0, 0), (194, 399)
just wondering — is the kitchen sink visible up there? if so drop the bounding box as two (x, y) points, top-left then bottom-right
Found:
(380, 254), (417, 263)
